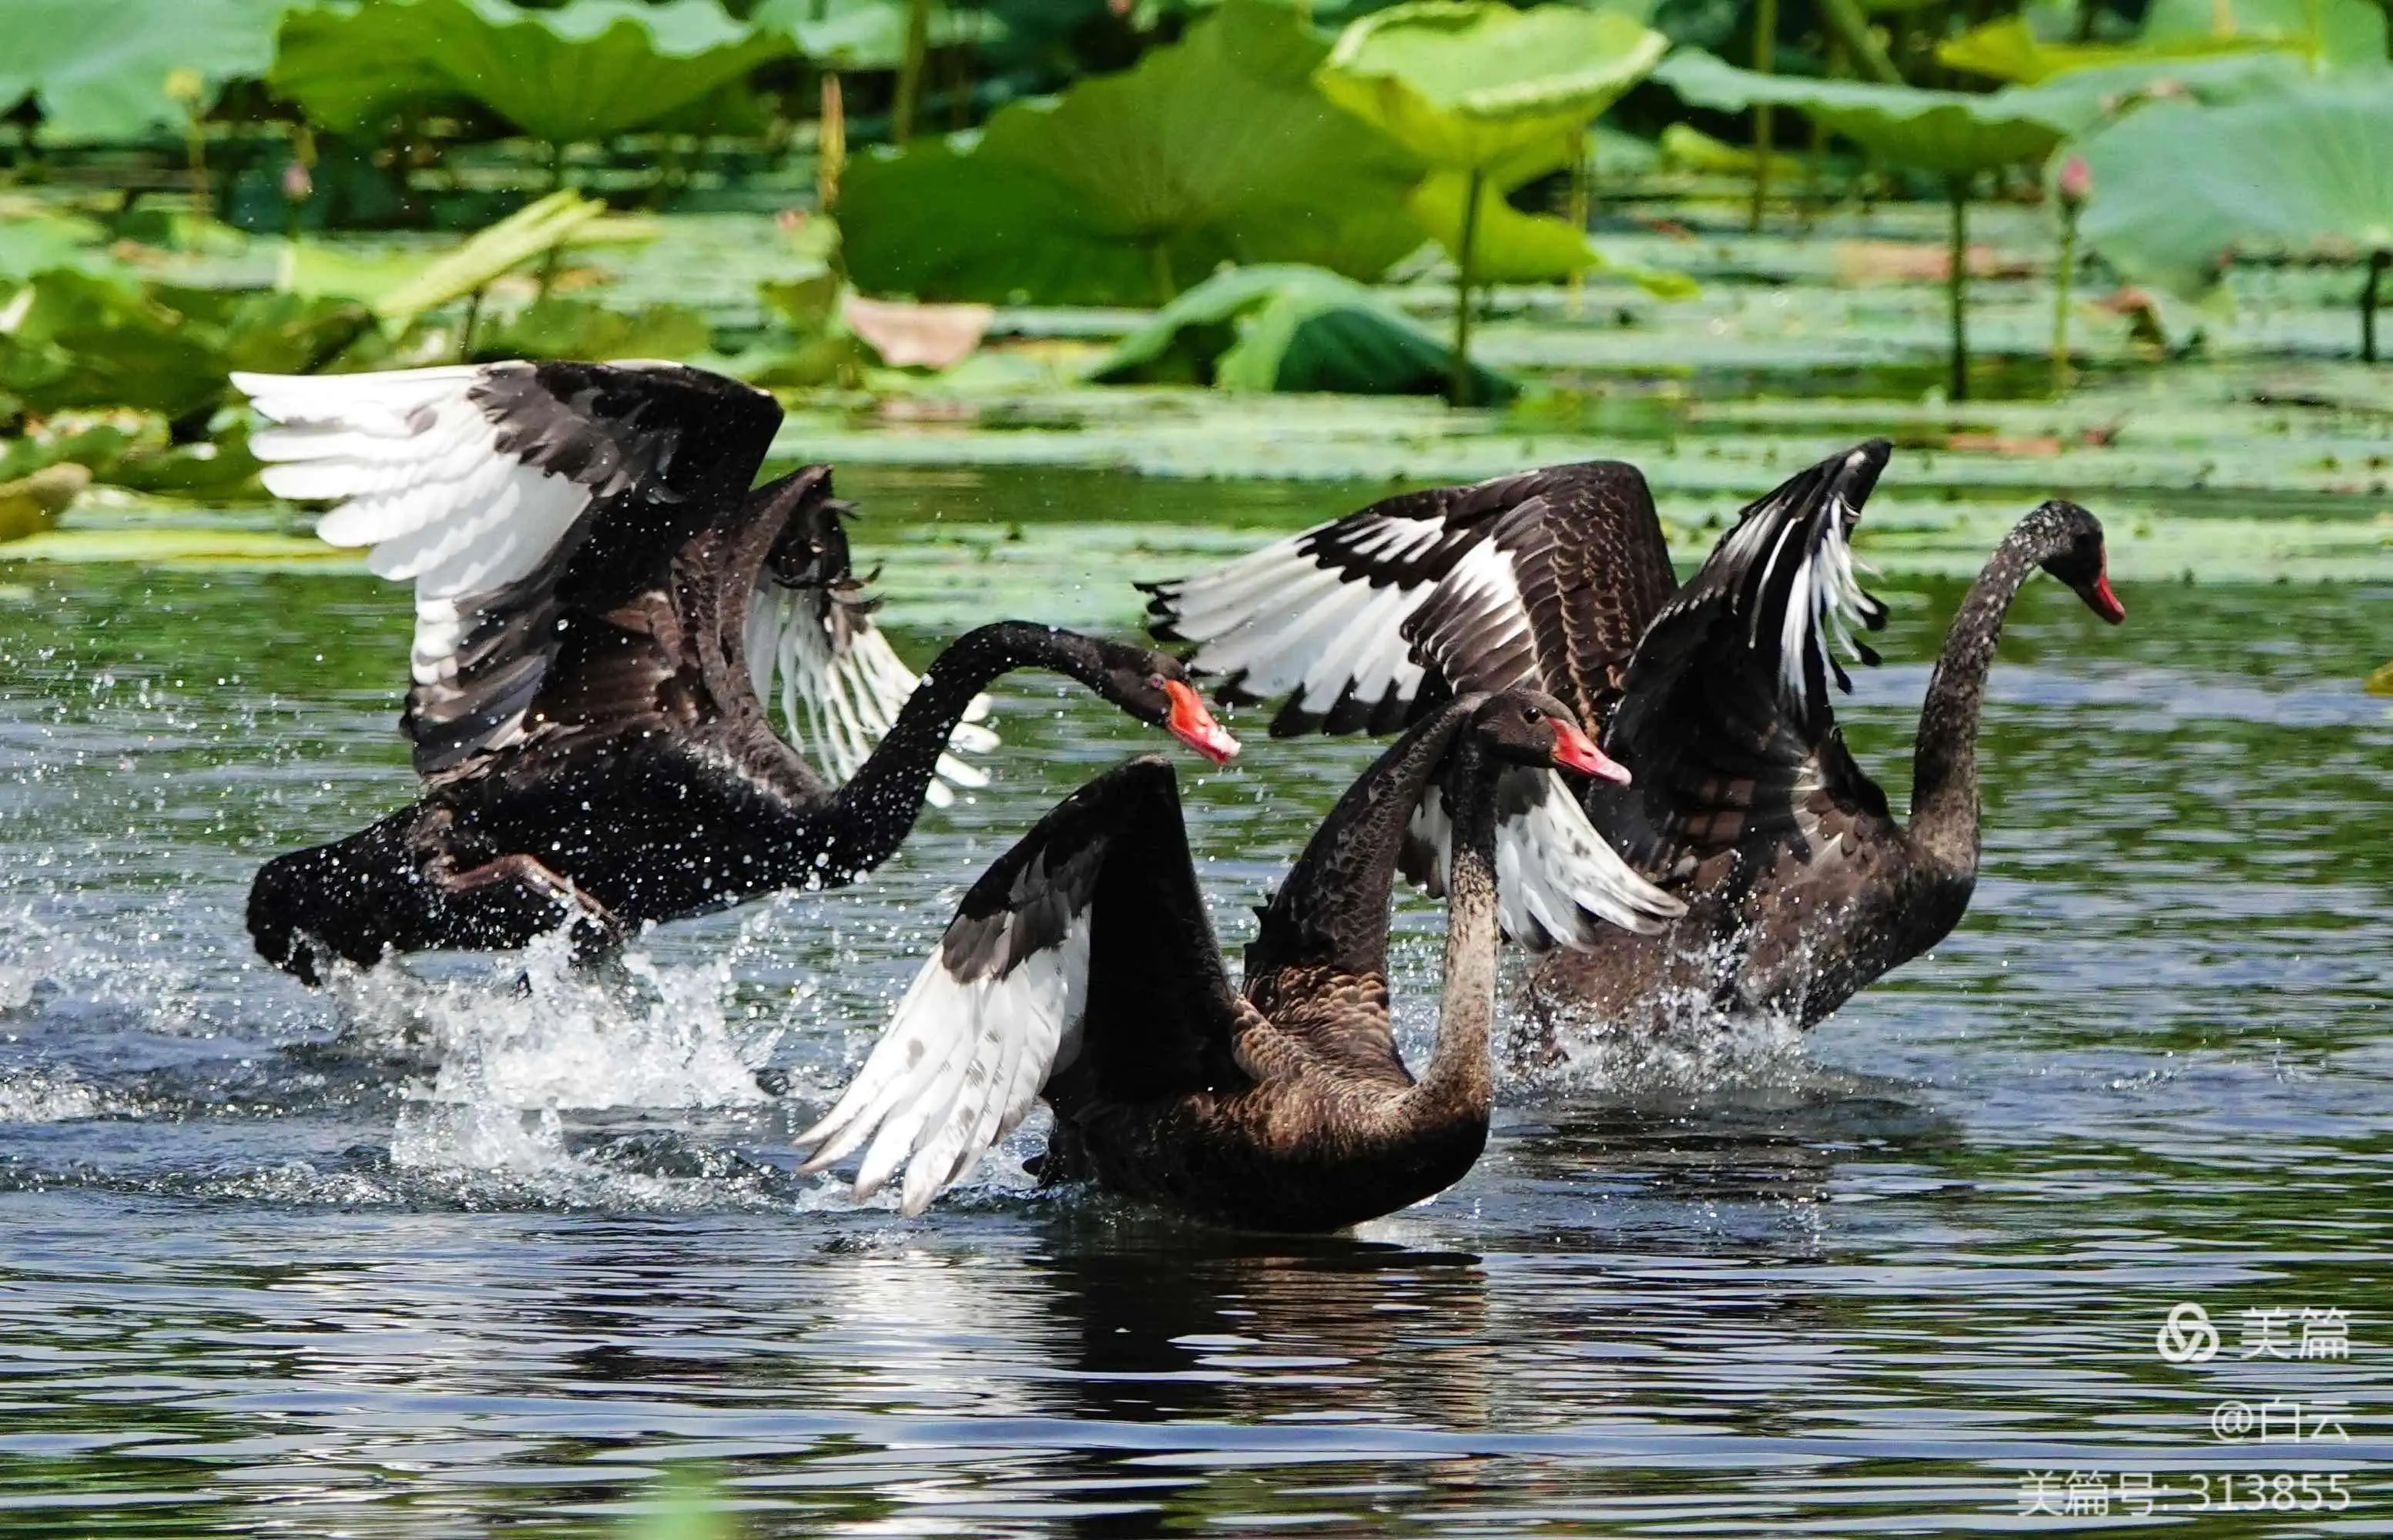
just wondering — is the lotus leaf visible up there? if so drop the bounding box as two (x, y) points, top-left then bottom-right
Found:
(1091, 265), (1515, 399)
(2001, 49), (2313, 129)
(1404, 172), (1695, 294)
(752, 0), (1004, 72)
(0, 206), (117, 282)
(0, 271), (369, 421)
(1653, 51), (2073, 177)
(0, 0), (300, 142)
(1316, 2), (1668, 172)
(1935, 15), (2288, 84)
(270, 0), (795, 143)
(842, 0), (1426, 306)
(2142, 0), (2388, 64)
(2077, 79), (2393, 303)
(474, 299), (713, 363)
(0, 465), (89, 544)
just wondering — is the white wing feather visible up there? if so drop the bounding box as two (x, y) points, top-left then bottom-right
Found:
(1409, 772), (1683, 950)
(234, 367), (593, 733)
(744, 585), (996, 805)
(1158, 521), (1433, 715)
(799, 915), (1089, 1217)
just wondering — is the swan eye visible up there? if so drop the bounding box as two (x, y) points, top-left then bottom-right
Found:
(1523, 707), (1543, 723)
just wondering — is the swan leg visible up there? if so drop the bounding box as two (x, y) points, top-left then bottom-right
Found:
(422, 847), (630, 962)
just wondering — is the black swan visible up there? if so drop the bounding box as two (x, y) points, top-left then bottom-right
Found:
(235, 361), (1238, 983)
(1141, 440), (2125, 1035)
(796, 688), (1682, 1227)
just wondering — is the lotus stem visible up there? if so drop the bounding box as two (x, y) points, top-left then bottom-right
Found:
(1947, 175), (1969, 402)
(1450, 166), (1484, 409)
(1818, 0), (1904, 84)
(1750, 0), (1777, 233)
(1567, 129), (1589, 320)
(819, 73), (846, 213)
(895, 0), (934, 144)
(2364, 249), (2389, 364)
(2053, 206), (2077, 393)
(1151, 240), (1177, 306)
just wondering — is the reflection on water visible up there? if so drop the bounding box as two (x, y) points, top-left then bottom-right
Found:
(2, 467), (2391, 1533)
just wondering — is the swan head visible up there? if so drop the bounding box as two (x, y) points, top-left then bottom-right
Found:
(1472, 688), (1629, 785)
(2027, 500), (2127, 624)
(1091, 642), (1242, 765)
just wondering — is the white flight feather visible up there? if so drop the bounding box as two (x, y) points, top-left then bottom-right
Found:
(744, 583), (995, 805)
(236, 367), (596, 755)
(799, 913), (1089, 1217)
(1409, 772), (1682, 949)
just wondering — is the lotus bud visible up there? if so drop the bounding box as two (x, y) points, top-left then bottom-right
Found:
(2057, 155), (2092, 212)
(281, 160), (313, 203)
(164, 68), (203, 108)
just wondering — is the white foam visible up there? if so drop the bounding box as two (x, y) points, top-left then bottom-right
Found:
(333, 928), (773, 1122)
(0, 1071), (103, 1123)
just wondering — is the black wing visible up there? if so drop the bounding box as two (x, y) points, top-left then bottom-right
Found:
(797, 755), (1249, 1215)
(1142, 463), (1676, 736)
(238, 361), (783, 777)
(1598, 440), (1897, 875)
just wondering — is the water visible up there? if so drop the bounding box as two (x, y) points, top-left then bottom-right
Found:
(2, 466), (2391, 1535)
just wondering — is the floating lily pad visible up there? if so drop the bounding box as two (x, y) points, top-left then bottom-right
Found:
(1091, 264), (1516, 398)
(843, 0), (1426, 306)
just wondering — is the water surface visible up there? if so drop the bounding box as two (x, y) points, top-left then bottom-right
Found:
(2, 467), (2390, 1535)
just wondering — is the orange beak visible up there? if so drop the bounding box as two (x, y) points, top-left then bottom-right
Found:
(1162, 680), (1240, 765)
(1551, 720), (1631, 785)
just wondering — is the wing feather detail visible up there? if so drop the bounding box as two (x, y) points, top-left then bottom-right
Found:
(1404, 769), (1684, 949)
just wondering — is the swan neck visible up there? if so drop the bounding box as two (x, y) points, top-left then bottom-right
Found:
(1907, 527), (2041, 873)
(800, 623), (1092, 879)
(1412, 742), (1500, 1121)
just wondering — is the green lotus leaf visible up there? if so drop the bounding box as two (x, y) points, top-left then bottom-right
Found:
(1652, 50), (2073, 176)
(842, 0), (1426, 306)
(752, 0), (1004, 72)
(1937, 15), (2286, 85)
(1316, 2), (1668, 172)
(1404, 170), (1694, 294)
(2077, 77), (2393, 299)
(473, 298), (713, 363)
(270, 0), (795, 144)
(0, 0), (300, 142)
(2000, 49), (2314, 130)
(0, 206), (118, 282)
(2142, 0), (2388, 65)
(267, 2), (460, 136)
(1091, 264), (1515, 398)
(0, 270), (368, 421)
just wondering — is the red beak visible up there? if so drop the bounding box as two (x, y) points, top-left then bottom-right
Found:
(1162, 679), (1239, 765)
(1550, 720), (1631, 785)
(2090, 571), (2127, 624)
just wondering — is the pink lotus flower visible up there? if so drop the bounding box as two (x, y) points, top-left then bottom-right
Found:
(2057, 155), (2092, 210)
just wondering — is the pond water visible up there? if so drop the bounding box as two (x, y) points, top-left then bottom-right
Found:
(2, 464), (2390, 1535)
